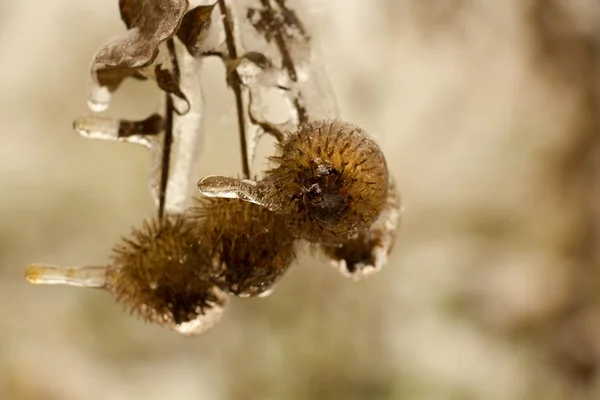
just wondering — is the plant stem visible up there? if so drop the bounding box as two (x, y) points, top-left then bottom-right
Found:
(158, 39), (179, 218)
(218, 0), (251, 179)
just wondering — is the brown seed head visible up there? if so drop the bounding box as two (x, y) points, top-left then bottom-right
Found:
(191, 197), (296, 297)
(265, 120), (389, 244)
(106, 215), (227, 335)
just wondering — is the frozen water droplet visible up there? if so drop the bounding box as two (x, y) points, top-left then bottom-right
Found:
(87, 85), (111, 112)
(173, 288), (228, 337)
(257, 287), (275, 298)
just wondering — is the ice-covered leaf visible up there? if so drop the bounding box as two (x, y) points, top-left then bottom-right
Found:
(73, 113), (161, 147)
(78, 38), (205, 216)
(155, 63), (191, 114)
(88, 0), (190, 111)
(119, 113), (164, 139)
(177, 3), (219, 57)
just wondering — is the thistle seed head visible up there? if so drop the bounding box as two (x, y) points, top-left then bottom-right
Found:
(191, 197), (296, 297)
(265, 120), (389, 244)
(106, 215), (227, 335)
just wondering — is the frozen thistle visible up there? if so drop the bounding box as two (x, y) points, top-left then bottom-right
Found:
(190, 197), (296, 297)
(198, 120), (391, 244)
(107, 216), (225, 330)
(25, 0), (400, 337)
(26, 215), (227, 337)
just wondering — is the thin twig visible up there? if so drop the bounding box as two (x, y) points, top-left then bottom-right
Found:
(218, 0), (251, 179)
(257, 0), (309, 125)
(158, 38), (179, 218)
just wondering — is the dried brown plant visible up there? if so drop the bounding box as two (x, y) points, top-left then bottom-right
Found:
(191, 197), (296, 297)
(198, 120), (391, 244)
(23, 0), (400, 337)
(107, 215), (227, 335)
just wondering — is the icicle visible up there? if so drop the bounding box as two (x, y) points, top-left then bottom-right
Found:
(25, 264), (108, 288)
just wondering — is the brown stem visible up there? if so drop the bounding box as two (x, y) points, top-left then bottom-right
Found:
(218, 0), (251, 179)
(260, 0), (298, 81)
(158, 39), (179, 218)
(257, 0), (309, 125)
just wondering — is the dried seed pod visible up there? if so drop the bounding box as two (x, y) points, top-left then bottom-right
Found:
(198, 120), (389, 244)
(107, 215), (228, 335)
(26, 215), (228, 337)
(321, 178), (401, 280)
(191, 197), (296, 297)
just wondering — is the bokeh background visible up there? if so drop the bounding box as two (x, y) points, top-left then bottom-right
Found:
(2, 0), (600, 399)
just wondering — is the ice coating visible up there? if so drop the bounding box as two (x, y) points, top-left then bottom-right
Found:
(87, 1), (189, 111)
(172, 288), (228, 337)
(24, 263), (229, 337)
(24, 0), (352, 339)
(74, 115), (154, 147)
(213, 0), (339, 170)
(197, 175), (275, 210)
(25, 264), (108, 288)
(80, 0), (341, 217)
(77, 38), (206, 215)
(323, 178), (401, 280)
(153, 39), (205, 214)
(228, 0), (338, 120)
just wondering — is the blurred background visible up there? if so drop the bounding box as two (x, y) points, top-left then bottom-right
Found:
(2, 0), (600, 399)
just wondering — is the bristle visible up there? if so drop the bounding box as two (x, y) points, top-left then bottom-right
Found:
(321, 178), (401, 280)
(106, 214), (227, 334)
(190, 197), (296, 297)
(264, 120), (389, 244)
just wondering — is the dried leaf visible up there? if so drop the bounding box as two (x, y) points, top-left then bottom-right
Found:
(81, 0), (340, 218)
(88, 0), (190, 111)
(177, 3), (218, 57)
(119, 113), (164, 138)
(76, 40), (205, 216)
(155, 63), (190, 114)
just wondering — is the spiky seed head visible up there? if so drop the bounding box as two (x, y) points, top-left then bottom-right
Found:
(265, 120), (389, 244)
(191, 197), (296, 297)
(321, 178), (401, 280)
(106, 215), (228, 335)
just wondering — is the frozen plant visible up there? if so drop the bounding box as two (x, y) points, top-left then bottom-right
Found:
(25, 0), (400, 337)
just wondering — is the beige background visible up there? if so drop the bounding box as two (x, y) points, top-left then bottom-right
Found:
(1, 1), (600, 399)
